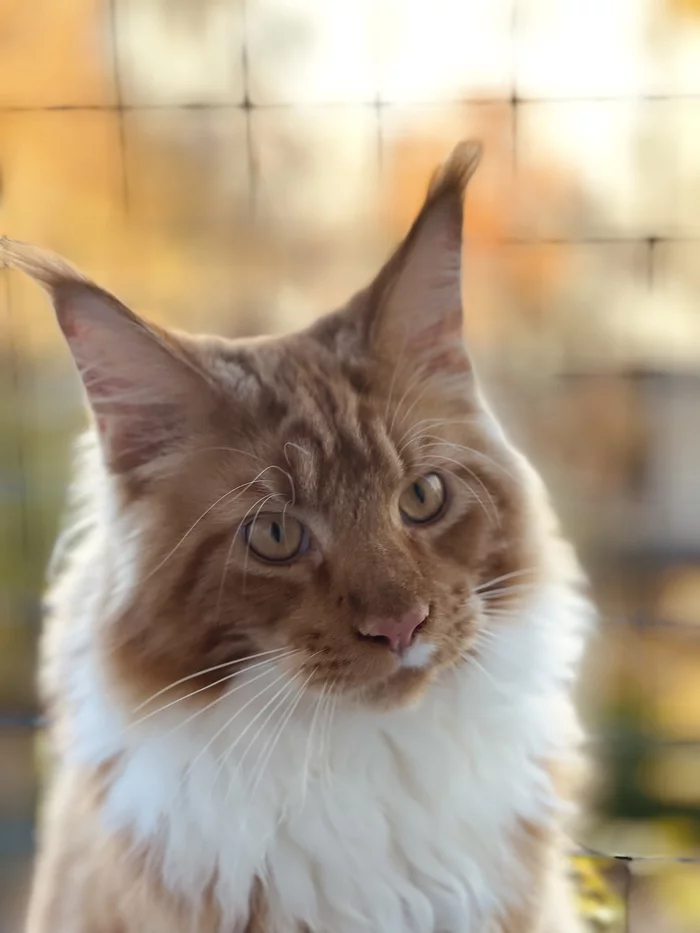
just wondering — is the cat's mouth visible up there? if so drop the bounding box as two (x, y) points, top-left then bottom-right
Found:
(288, 603), (480, 712)
(343, 623), (476, 710)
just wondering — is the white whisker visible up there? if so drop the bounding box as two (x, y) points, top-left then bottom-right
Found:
(158, 659), (292, 739)
(482, 607), (521, 618)
(461, 653), (510, 697)
(388, 363), (431, 438)
(278, 496), (294, 552)
(217, 651), (320, 792)
(145, 465), (292, 580)
(248, 669), (316, 803)
(214, 492), (282, 621)
(224, 672), (315, 874)
(479, 583), (538, 600)
(219, 677), (300, 800)
(383, 325), (412, 423)
(241, 493), (284, 595)
(474, 568), (540, 593)
(301, 682), (327, 800)
(132, 646), (294, 713)
(322, 685), (340, 791)
(283, 441), (309, 463)
(413, 437), (519, 484)
(473, 629), (503, 648)
(415, 453), (499, 526)
(188, 667), (294, 788)
(395, 415), (480, 451)
(392, 373), (436, 438)
(223, 678), (299, 801)
(129, 654), (294, 732)
(316, 680), (334, 791)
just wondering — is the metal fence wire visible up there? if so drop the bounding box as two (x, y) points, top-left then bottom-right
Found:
(2, 2), (700, 931)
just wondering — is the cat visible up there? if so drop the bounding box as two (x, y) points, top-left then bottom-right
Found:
(3, 140), (592, 933)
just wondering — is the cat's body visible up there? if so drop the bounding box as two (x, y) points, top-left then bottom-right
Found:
(5, 142), (592, 933)
(32, 494), (587, 933)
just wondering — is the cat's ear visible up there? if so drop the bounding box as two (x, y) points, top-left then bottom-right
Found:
(1, 238), (212, 477)
(368, 140), (481, 387)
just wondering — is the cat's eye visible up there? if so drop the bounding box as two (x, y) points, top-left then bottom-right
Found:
(399, 473), (446, 525)
(244, 514), (307, 563)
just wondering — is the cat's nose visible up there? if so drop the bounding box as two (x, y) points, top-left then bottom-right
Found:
(360, 604), (429, 653)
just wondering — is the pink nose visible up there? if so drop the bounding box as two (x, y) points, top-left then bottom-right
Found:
(361, 604), (429, 653)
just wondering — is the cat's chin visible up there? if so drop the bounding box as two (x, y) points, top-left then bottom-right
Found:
(337, 638), (472, 712)
(357, 664), (437, 712)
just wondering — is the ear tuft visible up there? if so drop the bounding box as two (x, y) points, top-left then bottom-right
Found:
(425, 140), (482, 204)
(1, 237), (157, 349)
(2, 237), (212, 479)
(356, 139), (483, 406)
(1, 236), (91, 291)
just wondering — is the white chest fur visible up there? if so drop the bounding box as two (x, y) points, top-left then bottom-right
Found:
(67, 584), (590, 933)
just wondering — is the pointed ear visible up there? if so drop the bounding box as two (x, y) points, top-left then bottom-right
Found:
(369, 140), (481, 394)
(1, 237), (213, 478)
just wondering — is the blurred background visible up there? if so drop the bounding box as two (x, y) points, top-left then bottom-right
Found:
(1, 0), (700, 930)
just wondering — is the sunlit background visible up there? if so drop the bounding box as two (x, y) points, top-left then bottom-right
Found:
(2, 1), (700, 930)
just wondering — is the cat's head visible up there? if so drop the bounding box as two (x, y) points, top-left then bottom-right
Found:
(3, 141), (544, 713)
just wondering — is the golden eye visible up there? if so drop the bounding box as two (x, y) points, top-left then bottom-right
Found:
(399, 473), (446, 525)
(244, 514), (307, 563)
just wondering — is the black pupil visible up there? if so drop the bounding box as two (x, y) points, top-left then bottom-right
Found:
(413, 481), (426, 505)
(271, 521), (283, 544)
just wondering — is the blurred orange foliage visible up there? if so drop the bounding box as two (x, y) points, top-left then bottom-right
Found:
(668, 0), (700, 17)
(0, 0), (112, 107)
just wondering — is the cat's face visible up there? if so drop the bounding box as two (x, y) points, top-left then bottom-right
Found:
(108, 327), (532, 712)
(4, 141), (538, 713)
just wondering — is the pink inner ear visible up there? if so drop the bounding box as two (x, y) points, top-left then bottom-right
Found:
(57, 305), (85, 341)
(404, 307), (467, 376)
(64, 319), (187, 472)
(48, 278), (201, 474)
(103, 403), (184, 473)
(84, 369), (184, 471)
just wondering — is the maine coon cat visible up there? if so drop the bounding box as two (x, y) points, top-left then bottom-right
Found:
(4, 140), (592, 933)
